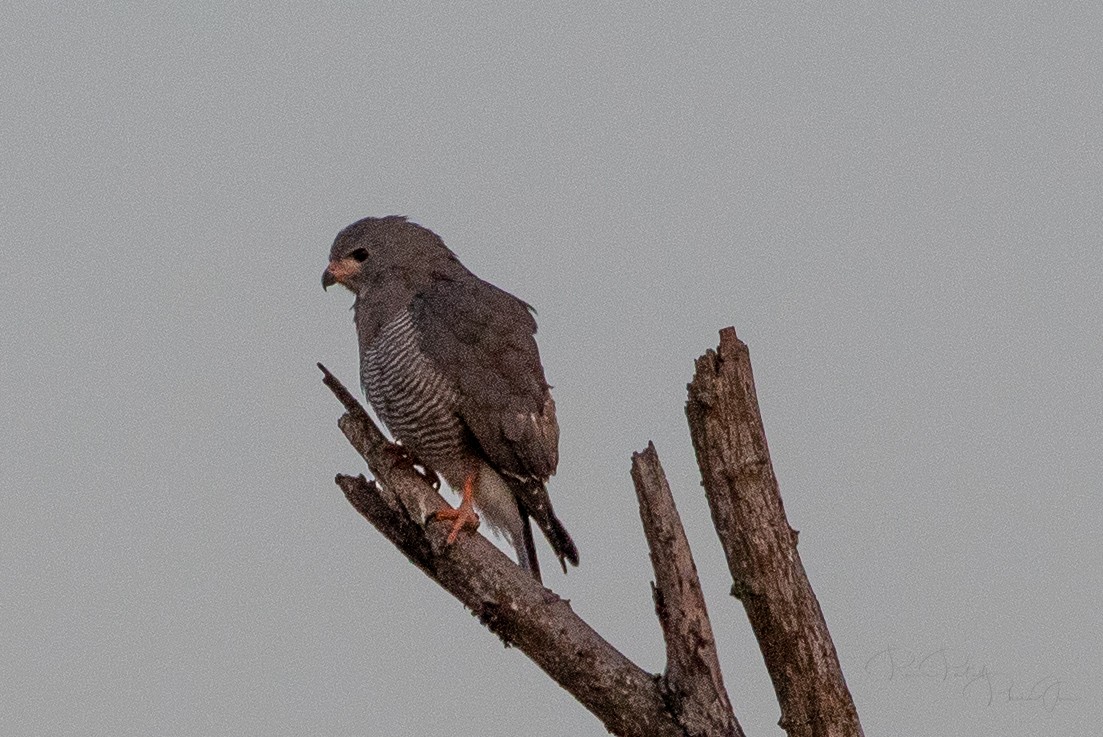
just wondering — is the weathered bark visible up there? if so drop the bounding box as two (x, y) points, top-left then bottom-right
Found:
(319, 364), (687, 737)
(319, 323), (865, 737)
(685, 329), (865, 737)
(630, 443), (743, 737)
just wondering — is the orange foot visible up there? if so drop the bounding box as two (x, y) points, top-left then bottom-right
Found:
(432, 473), (480, 544)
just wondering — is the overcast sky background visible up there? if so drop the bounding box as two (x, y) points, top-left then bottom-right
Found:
(3, 3), (1100, 736)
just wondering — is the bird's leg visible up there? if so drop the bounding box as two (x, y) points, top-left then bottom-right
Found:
(431, 473), (481, 544)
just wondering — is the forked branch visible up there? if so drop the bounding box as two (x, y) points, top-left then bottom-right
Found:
(319, 363), (728, 737)
(319, 325), (863, 737)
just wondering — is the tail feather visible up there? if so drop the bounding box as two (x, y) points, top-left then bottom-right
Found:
(518, 511), (542, 583)
(542, 513), (579, 572)
(522, 503), (578, 576)
(509, 479), (579, 579)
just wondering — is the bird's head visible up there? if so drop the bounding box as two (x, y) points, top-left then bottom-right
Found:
(322, 215), (464, 292)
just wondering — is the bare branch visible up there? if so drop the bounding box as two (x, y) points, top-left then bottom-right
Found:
(685, 330), (865, 737)
(318, 364), (686, 737)
(631, 443), (743, 737)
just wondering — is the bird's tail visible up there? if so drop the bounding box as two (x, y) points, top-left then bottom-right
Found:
(541, 511), (579, 573)
(509, 477), (579, 581)
(517, 505), (578, 581)
(518, 510), (542, 582)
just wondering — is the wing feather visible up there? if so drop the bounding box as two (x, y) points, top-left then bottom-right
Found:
(409, 277), (559, 482)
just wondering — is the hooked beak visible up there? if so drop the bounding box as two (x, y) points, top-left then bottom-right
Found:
(322, 257), (358, 291)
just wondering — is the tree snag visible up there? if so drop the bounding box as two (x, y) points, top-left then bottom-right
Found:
(319, 326), (864, 737)
(686, 327), (864, 737)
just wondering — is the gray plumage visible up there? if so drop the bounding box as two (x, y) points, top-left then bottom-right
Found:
(323, 215), (578, 580)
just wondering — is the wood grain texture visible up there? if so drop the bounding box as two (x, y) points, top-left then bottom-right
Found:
(685, 329), (865, 737)
(631, 443), (743, 737)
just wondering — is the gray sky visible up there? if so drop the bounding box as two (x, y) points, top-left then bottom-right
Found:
(3, 3), (1100, 736)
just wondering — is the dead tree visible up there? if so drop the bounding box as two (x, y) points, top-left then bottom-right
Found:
(319, 327), (864, 737)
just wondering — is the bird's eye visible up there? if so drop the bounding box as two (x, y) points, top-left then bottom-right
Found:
(350, 248), (368, 262)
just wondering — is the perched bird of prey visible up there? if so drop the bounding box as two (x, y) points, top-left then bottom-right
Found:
(323, 216), (578, 581)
